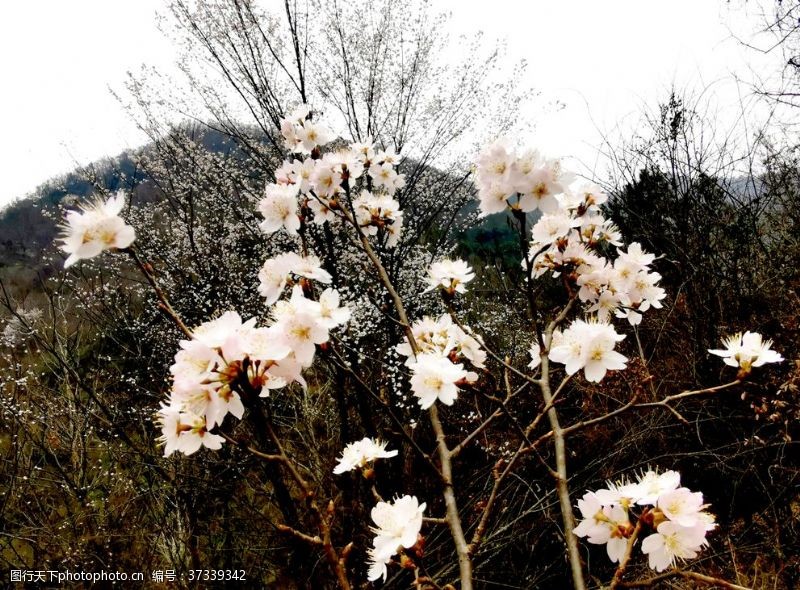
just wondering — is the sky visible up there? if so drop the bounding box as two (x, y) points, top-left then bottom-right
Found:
(0, 0), (785, 208)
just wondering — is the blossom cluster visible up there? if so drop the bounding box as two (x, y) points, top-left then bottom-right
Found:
(474, 141), (668, 384)
(474, 141), (573, 216)
(367, 495), (426, 582)
(58, 191), (136, 268)
(395, 315), (484, 409)
(523, 194), (665, 327)
(574, 470), (716, 572)
(260, 105), (406, 247)
(280, 104), (333, 155)
(158, 285), (350, 456)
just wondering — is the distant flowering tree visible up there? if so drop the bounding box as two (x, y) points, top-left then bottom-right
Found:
(54, 100), (784, 590)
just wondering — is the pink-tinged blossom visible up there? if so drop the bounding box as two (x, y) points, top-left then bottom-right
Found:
(166, 312), (292, 436)
(575, 470), (715, 570)
(317, 289), (351, 329)
(353, 190), (404, 247)
(280, 104), (332, 154)
(633, 470), (681, 506)
(572, 183), (609, 209)
(376, 146), (400, 166)
(334, 149), (365, 181)
(58, 191), (136, 268)
(296, 121), (333, 153)
(477, 181), (514, 217)
(572, 492), (631, 563)
(271, 286), (330, 366)
(308, 197), (338, 224)
(368, 162), (405, 195)
(530, 212), (578, 246)
(311, 159), (343, 197)
(157, 404), (225, 457)
(475, 142), (573, 216)
(476, 140), (515, 190)
(288, 158), (316, 192)
(351, 138), (376, 163)
(516, 158), (570, 214)
(594, 479), (642, 509)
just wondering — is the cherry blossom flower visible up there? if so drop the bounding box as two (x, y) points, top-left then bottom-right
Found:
(58, 191), (136, 268)
(633, 470), (681, 506)
(352, 190), (404, 247)
(271, 286), (330, 366)
(159, 281), (350, 456)
(573, 492), (631, 563)
(709, 331), (784, 373)
(258, 252), (332, 304)
(408, 353), (469, 409)
(280, 104), (333, 154)
(317, 289), (351, 329)
(370, 495), (426, 562)
(530, 212), (578, 246)
(333, 437), (398, 474)
(548, 319), (627, 382)
(424, 258), (475, 294)
(157, 404), (225, 457)
(311, 158), (343, 197)
(258, 183), (300, 235)
(657, 488), (705, 527)
(476, 140), (515, 191)
(641, 521), (708, 572)
(368, 162), (405, 194)
(516, 157), (570, 214)
(296, 121), (333, 153)
(395, 315), (486, 369)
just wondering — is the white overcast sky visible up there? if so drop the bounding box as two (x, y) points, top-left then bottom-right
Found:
(0, 0), (785, 208)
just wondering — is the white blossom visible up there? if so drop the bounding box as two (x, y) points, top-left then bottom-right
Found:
(58, 191), (136, 267)
(333, 437), (398, 474)
(370, 495), (425, 562)
(424, 258), (475, 294)
(709, 331), (784, 372)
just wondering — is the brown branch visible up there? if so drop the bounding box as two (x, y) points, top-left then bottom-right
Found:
(618, 570), (752, 590)
(609, 519), (643, 589)
(538, 294), (586, 590)
(340, 182), (475, 589)
(634, 379), (743, 424)
(230, 408), (352, 589)
(276, 523), (323, 546)
(125, 247), (193, 338)
(449, 407), (503, 459)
